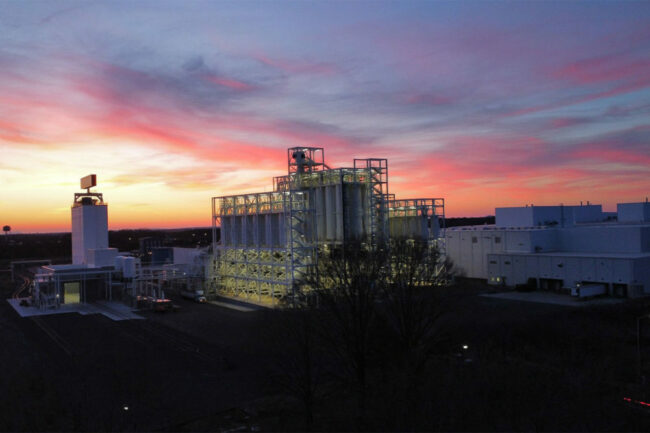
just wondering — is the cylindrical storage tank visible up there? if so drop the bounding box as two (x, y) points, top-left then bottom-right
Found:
(360, 185), (369, 237)
(353, 184), (363, 239)
(419, 212), (428, 239)
(246, 215), (255, 246)
(221, 216), (231, 246)
(123, 257), (136, 278)
(265, 214), (272, 247)
(316, 186), (326, 241)
(342, 183), (360, 240)
(325, 184), (336, 241)
(114, 255), (125, 272)
(335, 183), (343, 241)
(255, 214), (266, 247)
(430, 215), (439, 239)
(278, 212), (286, 246)
(233, 216), (241, 246)
(270, 213), (279, 247)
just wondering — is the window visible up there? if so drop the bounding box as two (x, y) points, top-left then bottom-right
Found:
(494, 237), (501, 244)
(472, 236), (478, 244)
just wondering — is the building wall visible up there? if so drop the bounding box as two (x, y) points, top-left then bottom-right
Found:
(487, 252), (649, 296)
(87, 248), (118, 267)
(495, 205), (603, 228)
(634, 257), (650, 295)
(618, 202), (650, 223)
(447, 228), (555, 279)
(495, 207), (535, 227)
(557, 225), (646, 253)
(71, 204), (108, 265)
(448, 223), (650, 296)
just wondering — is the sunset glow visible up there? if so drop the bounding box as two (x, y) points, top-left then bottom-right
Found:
(1, 1), (649, 232)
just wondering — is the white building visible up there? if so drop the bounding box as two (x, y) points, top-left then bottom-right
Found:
(33, 176), (141, 308)
(71, 175), (109, 265)
(446, 202), (650, 298)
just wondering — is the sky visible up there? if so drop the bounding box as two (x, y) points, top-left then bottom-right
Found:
(1, 1), (649, 232)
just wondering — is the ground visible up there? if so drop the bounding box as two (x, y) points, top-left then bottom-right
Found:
(2, 270), (650, 431)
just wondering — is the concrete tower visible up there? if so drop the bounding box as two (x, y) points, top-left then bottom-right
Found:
(71, 174), (108, 265)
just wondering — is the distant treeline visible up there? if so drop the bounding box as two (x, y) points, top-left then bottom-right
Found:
(445, 216), (495, 227)
(1, 217), (492, 264)
(0, 228), (212, 263)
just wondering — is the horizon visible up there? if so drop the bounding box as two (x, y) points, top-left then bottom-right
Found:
(2, 1), (649, 233)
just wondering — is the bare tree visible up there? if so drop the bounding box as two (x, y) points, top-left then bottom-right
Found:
(293, 239), (455, 430)
(380, 238), (456, 429)
(302, 241), (388, 429)
(268, 308), (322, 431)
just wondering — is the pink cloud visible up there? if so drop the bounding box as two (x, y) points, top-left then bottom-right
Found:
(548, 117), (590, 129)
(553, 55), (650, 85)
(202, 74), (255, 91)
(403, 93), (452, 106)
(255, 54), (337, 75)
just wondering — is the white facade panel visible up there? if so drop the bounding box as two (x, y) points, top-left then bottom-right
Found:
(580, 257), (596, 281)
(529, 230), (558, 253)
(71, 204), (108, 265)
(642, 227), (650, 252)
(472, 234), (485, 278)
(500, 255), (514, 285)
(570, 205), (603, 224)
(524, 256), (539, 283)
(512, 255), (527, 285)
(612, 260), (632, 284)
(595, 258), (612, 284)
(487, 254), (499, 281)
(173, 247), (202, 265)
(538, 256), (551, 278)
(495, 207), (535, 227)
(633, 258), (650, 291)
(505, 231), (532, 253)
(496, 205), (603, 228)
(563, 257), (581, 287)
(618, 202), (650, 223)
(551, 257), (565, 280)
(558, 226), (642, 253)
(87, 248), (117, 267)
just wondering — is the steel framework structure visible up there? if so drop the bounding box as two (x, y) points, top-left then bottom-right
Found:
(210, 147), (445, 306)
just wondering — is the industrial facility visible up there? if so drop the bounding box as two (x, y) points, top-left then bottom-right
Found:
(208, 147), (445, 306)
(29, 176), (206, 312)
(446, 201), (650, 298)
(17, 154), (649, 313)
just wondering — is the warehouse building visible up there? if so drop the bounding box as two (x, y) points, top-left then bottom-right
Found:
(446, 201), (650, 298)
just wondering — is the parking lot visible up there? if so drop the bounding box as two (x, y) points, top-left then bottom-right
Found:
(0, 276), (280, 431)
(2, 272), (650, 431)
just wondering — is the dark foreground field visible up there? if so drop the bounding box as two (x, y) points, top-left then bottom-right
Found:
(2, 274), (650, 431)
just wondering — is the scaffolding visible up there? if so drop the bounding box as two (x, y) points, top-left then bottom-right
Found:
(210, 147), (445, 306)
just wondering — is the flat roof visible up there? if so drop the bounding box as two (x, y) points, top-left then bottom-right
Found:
(488, 251), (650, 260)
(40, 264), (115, 274)
(447, 225), (550, 231)
(447, 222), (650, 231)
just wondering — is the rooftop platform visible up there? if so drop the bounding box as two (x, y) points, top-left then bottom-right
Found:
(7, 298), (144, 321)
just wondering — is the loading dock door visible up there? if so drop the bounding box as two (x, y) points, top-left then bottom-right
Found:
(64, 282), (80, 304)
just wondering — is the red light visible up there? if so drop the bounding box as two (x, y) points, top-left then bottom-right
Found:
(624, 396), (650, 407)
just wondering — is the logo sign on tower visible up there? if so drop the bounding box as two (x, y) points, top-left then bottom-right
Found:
(80, 174), (97, 190)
